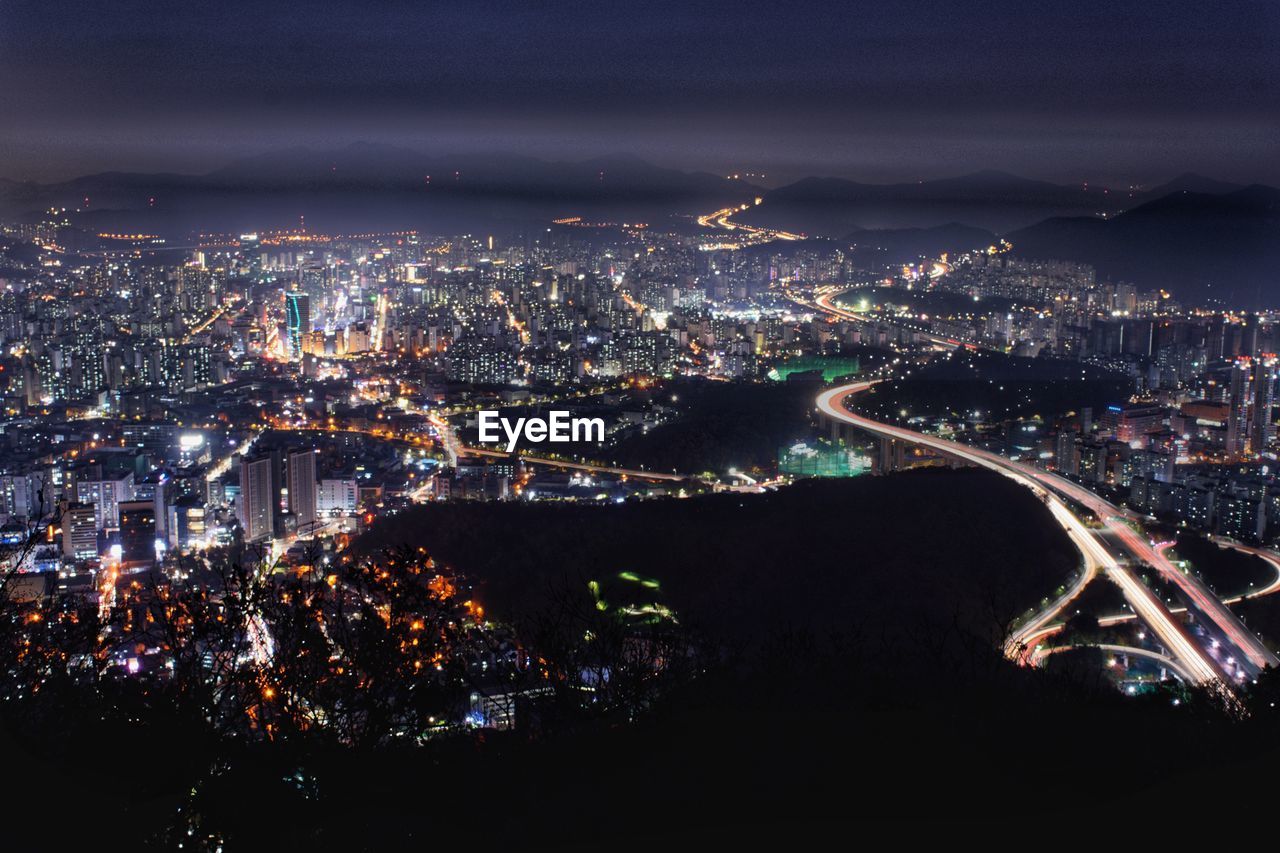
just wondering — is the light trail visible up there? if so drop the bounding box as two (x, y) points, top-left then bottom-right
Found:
(182, 306), (228, 343)
(370, 292), (389, 352)
(696, 202), (803, 244)
(1035, 643), (1196, 684)
(1005, 499), (1100, 656)
(798, 284), (975, 351)
(279, 415), (689, 483)
(1021, 471), (1277, 672)
(817, 382), (1224, 685)
(247, 612), (275, 666)
(1105, 564), (1220, 682)
(427, 413), (461, 468)
(459, 444), (688, 482)
(205, 428), (263, 483)
(801, 274), (1275, 675)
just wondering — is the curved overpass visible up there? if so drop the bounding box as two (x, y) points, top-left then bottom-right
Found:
(1035, 643), (1197, 684)
(817, 381), (1225, 685)
(1037, 479), (1277, 675)
(1217, 539), (1280, 600)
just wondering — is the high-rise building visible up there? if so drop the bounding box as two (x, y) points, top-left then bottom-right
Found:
(447, 337), (518, 384)
(1079, 439), (1107, 484)
(286, 448), (318, 533)
(1244, 314), (1261, 358)
(238, 452), (280, 543)
(1217, 493), (1266, 543)
(1228, 358), (1251, 457)
(1251, 354), (1276, 455)
(1054, 428), (1079, 475)
(1226, 355), (1277, 457)
(61, 502), (98, 560)
(133, 475), (175, 548)
(285, 291), (310, 361)
(173, 495), (207, 549)
(318, 478), (359, 516)
(118, 500), (157, 570)
(0, 473), (38, 520)
(346, 322), (371, 354)
(73, 470), (135, 531)
(1097, 403), (1164, 444)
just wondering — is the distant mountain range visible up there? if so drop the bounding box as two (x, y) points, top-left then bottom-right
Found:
(1007, 184), (1280, 308)
(727, 170), (1280, 305)
(734, 223), (1001, 269)
(844, 223), (998, 263)
(1, 145), (1276, 306)
(738, 171), (1278, 304)
(735, 169), (1250, 235)
(0, 143), (757, 236)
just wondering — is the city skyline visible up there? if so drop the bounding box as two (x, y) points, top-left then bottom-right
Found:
(5, 2), (1280, 843)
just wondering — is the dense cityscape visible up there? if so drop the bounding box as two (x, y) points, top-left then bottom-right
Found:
(2, 0), (1280, 846)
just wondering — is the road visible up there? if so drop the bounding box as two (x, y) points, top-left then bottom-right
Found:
(1036, 643), (1196, 684)
(817, 381), (1225, 685)
(795, 284), (976, 351)
(1214, 539), (1280, 599)
(696, 202), (804, 243)
(1004, 497), (1100, 657)
(182, 305), (229, 343)
(458, 444), (688, 482)
(427, 413), (462, 468)
(1038, 542), (1280, 628)
(264, 414), (692, 484)
(797, 266), (1280, 678)
(1026, 471), (1277, 674)
(370, 291), (389, 352)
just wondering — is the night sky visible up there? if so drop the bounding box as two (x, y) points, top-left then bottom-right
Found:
(2, 0), (1277, 184)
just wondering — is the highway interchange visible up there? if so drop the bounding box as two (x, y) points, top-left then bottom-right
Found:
(751, 231), (1280, 690)
(816, 381), (1234, 686)
(811, 334), (1279, 693)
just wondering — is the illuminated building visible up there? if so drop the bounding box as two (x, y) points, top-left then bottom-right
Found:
(1251, 354), (1276, 454)
(0, 474), (38, 520)
(318, 478), (359, 516)
(1099, 402), (1164, 445)
(1054, 428), (1079, 475)
(73, 470), (135, 531)
(287, 448), (318, 533)
(238, 452), (280, 543)
(447, 337), (518, 384)
(174, 497), (207, 549)
(1228, 359), (1250, 456)
(1225, 355), (1277, 457)
(285, 291), (310, 361)
(60, 502), (98, 560)
(1217, 493), (1265, 543)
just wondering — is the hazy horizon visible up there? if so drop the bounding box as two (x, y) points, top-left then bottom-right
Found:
(3, 0), (1276, 186)
(2, 136), (1274, 192)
